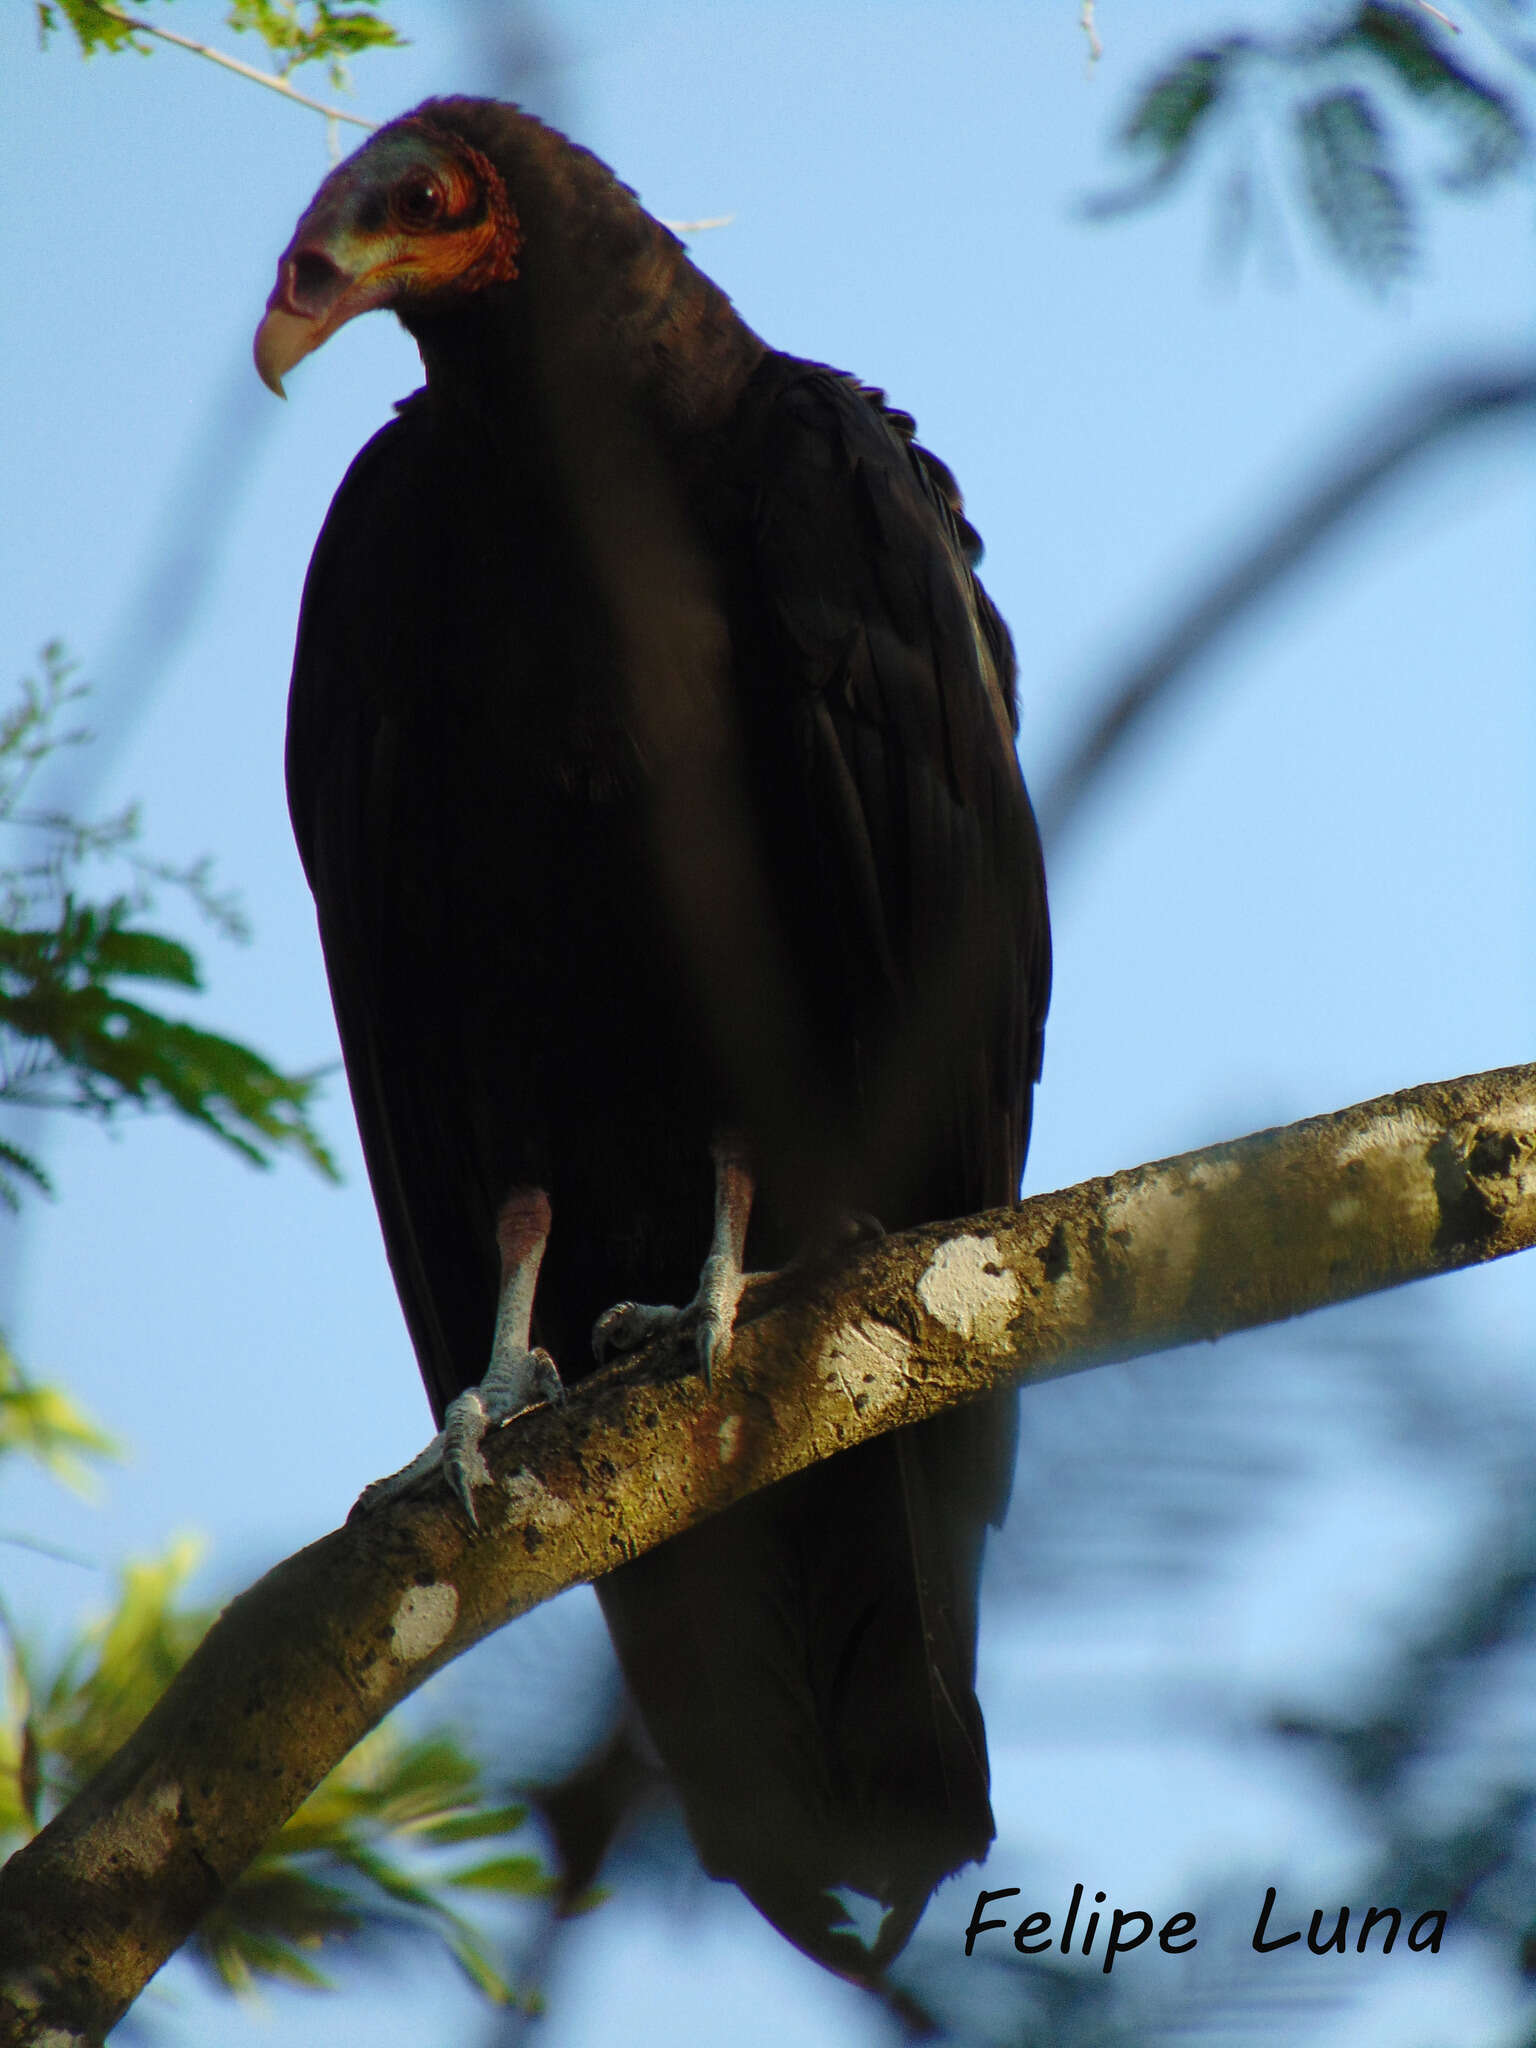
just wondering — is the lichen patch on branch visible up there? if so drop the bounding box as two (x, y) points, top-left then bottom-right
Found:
(816, 1320), (915, 1429)
(1100, 1173), (1206, 1303)
(1332, 1102), (1435, 1169)
(917, 1234), (1020, 1344)
(388, 1584), (458, 1663)
(502, 1469), (575, 1528)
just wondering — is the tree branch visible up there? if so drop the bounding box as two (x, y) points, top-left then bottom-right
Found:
(95, 7), (377, 130)
(1038, 365), (1536, 849)
(1, 1062), (1533, 2043)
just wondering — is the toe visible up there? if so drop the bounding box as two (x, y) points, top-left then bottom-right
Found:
(592, 1301), (637, 1363)
(443, 1390), (494, 1526)
(528, 1348), (566, 1407)
(593, 1300), (680, 1362)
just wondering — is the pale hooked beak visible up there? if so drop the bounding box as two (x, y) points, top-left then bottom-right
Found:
(254, 243), (381, 397)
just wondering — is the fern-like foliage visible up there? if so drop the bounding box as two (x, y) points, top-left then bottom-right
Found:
(0, 645), (337, 1205)
(1090, 1), (1531, 286)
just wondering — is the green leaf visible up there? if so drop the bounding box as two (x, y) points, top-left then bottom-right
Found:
(442, 1927), (517, 2006)
(198, 1920), (339, 1994)
(446, 1853), (558, 1897)
(1295, 88), (1414, 286)
(89, 924), (200, 988)
(224, 0), (405, 86)
(417, 1801), (530, 1845)
(35, 1), (145, 58)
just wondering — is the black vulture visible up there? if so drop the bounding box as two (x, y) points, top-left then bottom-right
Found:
(258, 98), (1050, 1978)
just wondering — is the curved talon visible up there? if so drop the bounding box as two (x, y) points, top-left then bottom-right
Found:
(695, 1310), (730, 1382)
(444, 1388), (495, 1524)
(351, 1346), (565, 1529)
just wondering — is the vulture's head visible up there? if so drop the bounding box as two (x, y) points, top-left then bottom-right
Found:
(255, 110), (523, 396)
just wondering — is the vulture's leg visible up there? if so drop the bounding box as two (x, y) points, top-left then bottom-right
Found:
(355, 1188), (562, 1525)
(440, 1187), (563, 1519)
(592, 1138), (752, 1382)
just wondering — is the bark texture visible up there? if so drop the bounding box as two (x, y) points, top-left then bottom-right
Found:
(1, 1062), (1532, 2044)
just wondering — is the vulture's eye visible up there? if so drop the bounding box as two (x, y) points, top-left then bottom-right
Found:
(393, 178), (446, 230)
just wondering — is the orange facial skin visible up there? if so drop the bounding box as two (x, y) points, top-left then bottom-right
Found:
(255, 120), (521, 396)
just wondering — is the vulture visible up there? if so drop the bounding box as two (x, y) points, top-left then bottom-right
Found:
(258, 98), (1050, 1978)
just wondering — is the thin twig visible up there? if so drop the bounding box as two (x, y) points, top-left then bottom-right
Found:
(1414, 0), (1461, 31)
(1080, 0), (1103, 65)
(661, 214), (735, 235)
(0, 1533), (95, 1570)
(98, 6), (377, 129)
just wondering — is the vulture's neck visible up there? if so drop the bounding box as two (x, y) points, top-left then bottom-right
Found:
(400, 101), (764, 446)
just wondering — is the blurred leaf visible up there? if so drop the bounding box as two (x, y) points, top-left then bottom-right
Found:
(1086, 43), (1239, 215)
(1296, 88), (1414, 284)
(35, 1537), (211, 1790)
(198, 1724), (549, 2006)
(0, 1330), (115, 1494)
(446, 1927), (521, 2005)
(562, 1882), (610, 1918)
(0, 1137), (50, 1213)
(446, 1853), (558, 1896)
(1348, 1), (1529, 184)
(1093, 2), (1533, 284)
(417, 1800), (530, 1845)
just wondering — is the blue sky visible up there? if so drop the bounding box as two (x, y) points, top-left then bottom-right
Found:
(1, 2), (1533, 2042)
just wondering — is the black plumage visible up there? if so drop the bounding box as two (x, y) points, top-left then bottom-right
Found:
(268, 97), (1049, 1975)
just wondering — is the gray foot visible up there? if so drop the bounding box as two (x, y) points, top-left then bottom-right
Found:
(353, 1346), (563, 1527)
(592, 1249), (746, 1383)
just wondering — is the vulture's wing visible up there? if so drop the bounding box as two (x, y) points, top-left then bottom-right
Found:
(738, 358), (1048, 1218)
(597, 359), (1050, 1973)
(286, 397), (504, 1417)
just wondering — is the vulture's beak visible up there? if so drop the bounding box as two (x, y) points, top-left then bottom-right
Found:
(255, 225), (397, 397)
